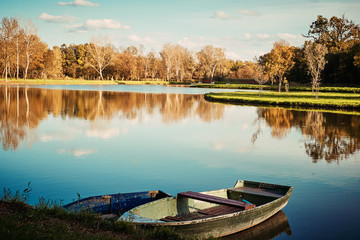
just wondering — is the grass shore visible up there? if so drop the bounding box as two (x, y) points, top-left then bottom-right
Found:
(0, 78), (170, 85)
(204, 91), (360, 114)
(0, 199), (200, 240)
(193, 84), (360, 93)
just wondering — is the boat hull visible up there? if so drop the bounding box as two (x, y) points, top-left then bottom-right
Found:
(63, 190), (170, 217)
(165, 188), (292, 238)
(120, 180), (293, 238)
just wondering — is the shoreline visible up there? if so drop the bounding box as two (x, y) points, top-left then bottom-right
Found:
(204, 91), (360, 115)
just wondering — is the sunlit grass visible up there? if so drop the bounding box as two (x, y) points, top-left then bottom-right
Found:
(205, 91), (360, 113)
(194, 84), (360, 93)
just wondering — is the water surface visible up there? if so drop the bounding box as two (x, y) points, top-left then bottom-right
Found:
(0, 85), (359, 239)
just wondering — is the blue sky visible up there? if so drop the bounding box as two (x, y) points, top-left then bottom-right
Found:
(2, 0), (360, 60)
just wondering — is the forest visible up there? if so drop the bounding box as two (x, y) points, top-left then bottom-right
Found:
(1, 15), (359, 86)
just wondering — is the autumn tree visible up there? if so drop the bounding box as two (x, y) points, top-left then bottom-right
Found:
(87, 36), (115, 80)
(304, 41), (328, 98)
(0, 17), (19, 81)
(264, 41), (295, 92)
(160, 43), (175, 81)
(197, 45), (225, 80)
(44, 46), (63, 79)
(303, 15), (360, 84)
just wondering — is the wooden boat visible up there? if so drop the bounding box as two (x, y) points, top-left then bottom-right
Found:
(63, 190), (170, 218)
(120, 180), (293, 238)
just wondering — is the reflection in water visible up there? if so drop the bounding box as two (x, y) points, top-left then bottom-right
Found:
(0, 86), (224, 151)
(256, 108), (360, 163)
(222, 211), (291, 240)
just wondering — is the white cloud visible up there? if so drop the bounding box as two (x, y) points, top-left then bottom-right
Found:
(212, 11), (233, 20)
(128, 34), (155, 44)
(277, 33), (297, 40)
(238, 9), (259, 17)
(57, 0), (99, 7)
(225, 50), (240, 59)
(86, 19), (122, 29)
(66, 19), (130, 32)
(256, 33), (270, 40)
(38, 12), (79, 23)
(177, 37), (205, 49)
(244, 33), (252, 40)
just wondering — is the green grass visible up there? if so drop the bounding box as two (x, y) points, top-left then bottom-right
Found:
(193, 84), (360, 93)
(204, 91), (360, 114)
(0, 186), (207, 240)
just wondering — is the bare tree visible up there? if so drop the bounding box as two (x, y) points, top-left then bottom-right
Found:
(23, 20), (38, 80)
(87, 36), (115, 80)
(304, 41), (328, 99)
(160, 43), (175, 81)
(14, 20), (24, 80)
(253, 62), (269, 96)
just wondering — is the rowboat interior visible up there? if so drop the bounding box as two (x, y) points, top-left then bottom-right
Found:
(125, 180), (291, 223)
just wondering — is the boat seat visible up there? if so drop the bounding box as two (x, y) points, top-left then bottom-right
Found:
(160, 205), (242, 222)
(229, 187), (284, 198)
(178, 191), (255, 210)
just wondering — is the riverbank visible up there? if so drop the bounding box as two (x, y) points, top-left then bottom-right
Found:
(0, 199), (195, 240)
(204, 91), (360, 113)
(193, 84), (360, 93)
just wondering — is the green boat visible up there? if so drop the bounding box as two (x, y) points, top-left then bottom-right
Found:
(120, 180), (293, 238)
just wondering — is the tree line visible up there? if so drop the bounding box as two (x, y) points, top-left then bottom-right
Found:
(1, 15), (359, 86)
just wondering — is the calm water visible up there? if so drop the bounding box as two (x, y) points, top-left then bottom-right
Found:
(1, 85), (359, 239)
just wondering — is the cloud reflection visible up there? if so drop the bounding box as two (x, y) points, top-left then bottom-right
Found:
(57, 148), (97, 157)
(86, 128), (127, 139)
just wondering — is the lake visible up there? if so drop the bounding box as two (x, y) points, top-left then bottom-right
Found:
(1, 85), (359, 239)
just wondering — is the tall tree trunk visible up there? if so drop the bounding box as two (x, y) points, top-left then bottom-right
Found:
(5, 62), (8, 82)
(278, 78), (282, 93)
(24, 53), (30, 80)
(99, 68), (104, 80)
(16, 39), (19, 80)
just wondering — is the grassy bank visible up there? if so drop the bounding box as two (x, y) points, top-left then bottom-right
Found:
(0, 78), (119, 85)
(0, 199), (200, 240)
(193, 84), (360, 93)
(0, 185), (211, 240)
(0, 79), (172, 86)
(204, 91), (360, 113)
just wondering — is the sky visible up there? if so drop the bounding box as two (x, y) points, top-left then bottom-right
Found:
(1, 0), (360, 60)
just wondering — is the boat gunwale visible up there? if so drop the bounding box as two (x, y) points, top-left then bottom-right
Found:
(125, 181), (293, 226)
(63, 190), (169, 209)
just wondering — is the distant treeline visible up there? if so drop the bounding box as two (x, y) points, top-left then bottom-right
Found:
(1, 15), (359, 85)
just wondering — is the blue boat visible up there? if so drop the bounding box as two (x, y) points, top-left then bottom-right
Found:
(63, 190), (171, 218)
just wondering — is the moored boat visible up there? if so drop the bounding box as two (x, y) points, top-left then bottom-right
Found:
(63, 190), (170, 218)
(119, 180), (293, 238)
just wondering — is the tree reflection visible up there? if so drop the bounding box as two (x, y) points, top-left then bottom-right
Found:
(256, 108), (360, 163)
(0, 86), (224, 151)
